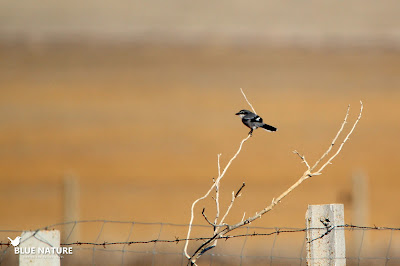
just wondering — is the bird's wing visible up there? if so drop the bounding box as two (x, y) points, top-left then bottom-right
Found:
(246, 114), (263, 123)
(242, 114), (264, 129)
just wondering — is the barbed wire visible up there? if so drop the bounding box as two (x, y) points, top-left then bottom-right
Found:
(1, 221), (399, 247)
(1, 220), (400, 265)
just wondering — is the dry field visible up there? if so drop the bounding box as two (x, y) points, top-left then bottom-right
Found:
(0, 43), (400, 263)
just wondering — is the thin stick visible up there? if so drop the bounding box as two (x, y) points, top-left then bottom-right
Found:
(220, 183), (246, 225)
(202, 208), (215, 227)
(315, 101), (363, 174)
(240, 102), (363, 226)
(293, 150), (311, 171)
(214, 154), (221, 226)
(188, 101), (363, 263)
(310, 105), (350, 171)
(217, 153), (222, 177)
(183, 134), (251, 259)
(235, 182), (246, 198)
(240, 88), (257, 114)
(185, 88), (255, 261)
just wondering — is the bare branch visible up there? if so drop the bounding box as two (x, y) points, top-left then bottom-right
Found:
(219, 183), (246, 226)
(240, 102), (362, 226)
(219, 192), (236, 227)
(235, 182), (246, 198)
(240, 88), (257, 114)
(241, 212), (246, 222)
(315, 101), (363, 174)
(293, 150), (311, 170)
(185, 88), (257, 263)
(242, 102), (362, 225)
(310, 104), (350, 171)
(202, 208), (216, 227)
(217, 153), (222, 177)
(187, 101), (363, 263)
(212, 154), (222, 227)
(184, 134), (251, 259)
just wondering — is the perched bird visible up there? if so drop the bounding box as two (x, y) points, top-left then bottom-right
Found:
(8, 236), (21, 247)
(235, 109), (277, 136)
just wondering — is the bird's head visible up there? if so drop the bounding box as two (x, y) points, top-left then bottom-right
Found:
(235, 109), (252, 118)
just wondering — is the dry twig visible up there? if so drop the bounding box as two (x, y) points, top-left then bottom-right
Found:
(183, 134), (251, 261)
(184, 89), (256, 263)
(240, 88), (257, 114)
(185, 89), (363, 265)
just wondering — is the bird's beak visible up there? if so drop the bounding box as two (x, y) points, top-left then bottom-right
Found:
(235, 112), (240, 115)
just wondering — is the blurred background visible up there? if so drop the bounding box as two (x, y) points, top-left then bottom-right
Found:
(1, 0), (400, 265)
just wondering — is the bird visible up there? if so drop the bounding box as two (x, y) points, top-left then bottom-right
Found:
(235, 109), (277, 136)
(8, 236), (21, 247)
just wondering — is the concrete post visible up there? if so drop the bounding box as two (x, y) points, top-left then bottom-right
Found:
(306, 204), (346, 265)
(19, 230), (60, 266)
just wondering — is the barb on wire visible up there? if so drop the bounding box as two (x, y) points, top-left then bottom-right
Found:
(1, 223), (399, 248)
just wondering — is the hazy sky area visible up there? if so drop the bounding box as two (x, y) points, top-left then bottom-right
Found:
(1, 0), (400, 47)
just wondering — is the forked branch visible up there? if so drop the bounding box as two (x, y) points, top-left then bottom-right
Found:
(185, 89), (363, 265)
(184, 89), (255, 263)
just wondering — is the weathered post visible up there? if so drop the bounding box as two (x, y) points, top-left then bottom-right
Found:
(19, 230), (60, 266)
(306, 204), (346, 265)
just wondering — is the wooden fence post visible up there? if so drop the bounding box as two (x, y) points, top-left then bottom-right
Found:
(306, 204), (346, 265)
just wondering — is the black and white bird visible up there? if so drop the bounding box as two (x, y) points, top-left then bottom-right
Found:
(235, 109), (277, 136)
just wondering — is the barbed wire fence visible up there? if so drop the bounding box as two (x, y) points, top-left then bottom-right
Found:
(0, 94), (390, 266)
(1, 219), (400, 265)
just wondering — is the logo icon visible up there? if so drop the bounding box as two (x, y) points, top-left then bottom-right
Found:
(8, 236), (21, 247)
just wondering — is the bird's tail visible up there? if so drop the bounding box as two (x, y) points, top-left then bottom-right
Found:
(7, 237), (12, 241)
(261, 123), (277, 132)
